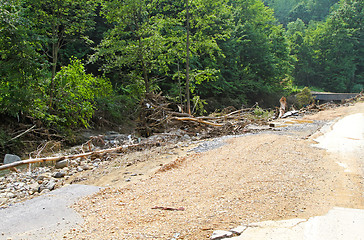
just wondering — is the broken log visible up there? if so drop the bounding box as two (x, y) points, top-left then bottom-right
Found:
(0, 143), (142, 171)
(172, 117), (223, 127)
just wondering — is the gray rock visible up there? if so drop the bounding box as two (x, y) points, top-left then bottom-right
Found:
(29, 183), (40, 193)
(14, 182), (25, 189)
(41, 189), (51, 194)
(92, 158), (101, 163)
(53, 172), (66, 178)
(39, 180), (56, 192)
(0, 197), (8, 204)
(4, 154), (21, 165)
(46, 180), (56, 191)
(55, 159), (69, 169)
(82, 165), (90, 171)
(6, 193), (16, 199)
(182, 134), (191, 140)
(210, 230), (233, 240)
(76, 166), (83, 172)
(37, 173), (51, 181)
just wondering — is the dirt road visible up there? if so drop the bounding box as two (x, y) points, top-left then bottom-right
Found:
(62, 102), (364, 239)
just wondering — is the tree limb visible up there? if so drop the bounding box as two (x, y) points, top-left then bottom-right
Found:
(0, 144), (141, 171)
(171, 117), (223, 127)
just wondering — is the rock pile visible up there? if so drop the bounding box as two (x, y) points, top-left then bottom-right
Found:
(0, 154), (111, 208)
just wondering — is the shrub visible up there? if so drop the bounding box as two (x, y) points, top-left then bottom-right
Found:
(295, 87), (314, 108)
(44, 58), (113, 128)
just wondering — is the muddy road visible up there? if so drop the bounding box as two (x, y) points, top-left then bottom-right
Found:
(61, 102), (364, 239)
(2, 102), (363, 240)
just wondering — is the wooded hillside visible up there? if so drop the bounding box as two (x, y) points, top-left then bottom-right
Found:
(1, 0), (363, 156)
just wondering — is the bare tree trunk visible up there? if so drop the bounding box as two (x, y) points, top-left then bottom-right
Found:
(141, 56), (150, 93)
(49, 25), (59, 108)
(185, 0), (191, 115)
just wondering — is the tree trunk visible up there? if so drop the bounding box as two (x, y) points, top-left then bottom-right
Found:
(185, 0), (191, 115)
(49, 25), (59, 108)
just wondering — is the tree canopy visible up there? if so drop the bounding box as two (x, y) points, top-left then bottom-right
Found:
(1, 0), (363, 134)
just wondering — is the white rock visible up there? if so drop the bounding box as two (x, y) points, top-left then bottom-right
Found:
(230, 225), (247, 234)
(210, 230), (233, 240)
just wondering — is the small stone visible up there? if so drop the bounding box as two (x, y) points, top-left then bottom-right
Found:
(41, 189), (50, 194)
(82, 165), (90, 171)
(77, 166), (83, 172)
(6, 192), (16, 199)
(92, 158), (101, 163)
(53, 172), (66, 178)
(37, 173), (51, 181)
(210, 230), (233, 240)
(40, 180), (56, 192)
(125, 178), (131, 182)
(55, 159), (69, 169)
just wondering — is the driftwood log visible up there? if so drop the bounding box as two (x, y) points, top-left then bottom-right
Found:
(0, 143), (144, 171)
(172, 117), (223, 127)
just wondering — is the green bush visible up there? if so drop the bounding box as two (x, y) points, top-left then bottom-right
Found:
(295, 87), (314, 108)
(43, 58), (113, 128)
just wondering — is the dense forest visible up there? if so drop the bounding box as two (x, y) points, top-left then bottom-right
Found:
(0, 0), (363, 140)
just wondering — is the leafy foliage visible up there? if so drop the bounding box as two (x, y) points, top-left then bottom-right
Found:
(1, 0), (363, 137)
(41, 58), (112, 128)
(289, 0), (363, 92)
(295, 87), (314, 108)
(0, 0), (46, 117)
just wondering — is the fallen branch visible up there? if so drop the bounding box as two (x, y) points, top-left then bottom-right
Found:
(172, 117), (223, 127)
(8, 125), (36, 142)
(0, 143), (142, 171)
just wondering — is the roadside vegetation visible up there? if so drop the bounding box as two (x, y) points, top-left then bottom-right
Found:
(0, 0), (363, 158)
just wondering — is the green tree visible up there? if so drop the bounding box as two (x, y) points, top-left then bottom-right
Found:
(292, 0), (363, 92)
(207, 0), (292, 107)
(93, 0), (231, 113)
(92, 0), (169, 94)
(0, 0), (46, 117)
(26, 0), (98, 106)
(41, 58), (113, 128)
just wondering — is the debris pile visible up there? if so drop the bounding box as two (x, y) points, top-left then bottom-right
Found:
(137, 92), (275, 138)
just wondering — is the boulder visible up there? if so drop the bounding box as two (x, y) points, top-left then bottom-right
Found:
(4, 154), (21, 165)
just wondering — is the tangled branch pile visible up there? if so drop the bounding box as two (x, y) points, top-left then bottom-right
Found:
(136, 93), (275, 138)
